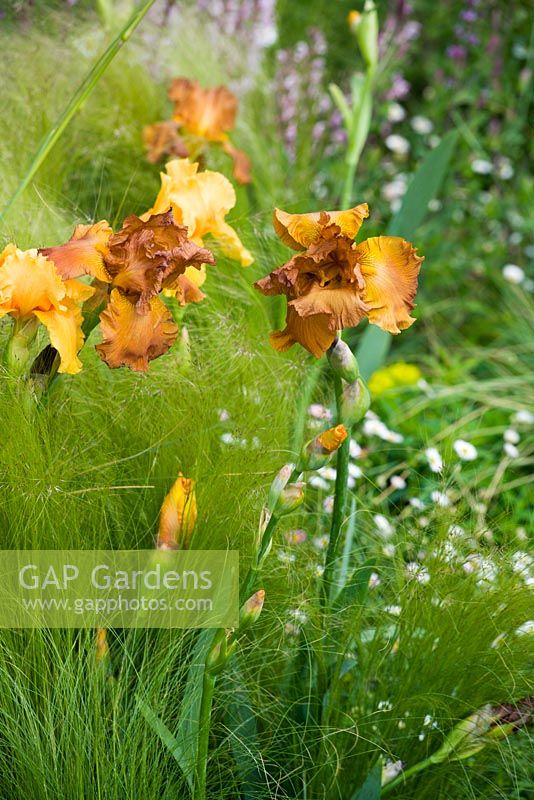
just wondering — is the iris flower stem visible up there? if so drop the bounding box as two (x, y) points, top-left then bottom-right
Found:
(194, 469), (299, 800)
(0, 0), (157, 226)
(321, 373), (350, 608)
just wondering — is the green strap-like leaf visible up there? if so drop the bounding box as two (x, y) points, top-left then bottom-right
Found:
(351, 760), (382, 800)
(356, 130), (459, 380)
(137, 628), (217, 791)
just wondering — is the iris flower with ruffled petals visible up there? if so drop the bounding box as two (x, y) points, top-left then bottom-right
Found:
(0, 245), (94, 374)
(144, 78), (251, 184)
(255, 206), (423, 357)
(143, 159), (253, 267)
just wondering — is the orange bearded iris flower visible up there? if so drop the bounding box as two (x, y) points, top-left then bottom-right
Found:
(144, 78), (251, 185)
(143, 158), (253, 267)
(0, 245), (94, 374)
(41, 211), (216, 373)
(97, 212), (215, 371)
(255, 206), (423, 357)
(39, 221), (112, 282)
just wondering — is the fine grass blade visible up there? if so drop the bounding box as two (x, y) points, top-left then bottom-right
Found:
(0, 0), (157, 226)
(356, 130), (459, 380)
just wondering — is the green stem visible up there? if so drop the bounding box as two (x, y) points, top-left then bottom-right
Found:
(321, 373), (350, 607)
(340, 68), (374, 208)
(194, 469), (299, 799)
(193, 667), (217, 800)
(0, 0), (157, 226)
(381, 756), (437, 794)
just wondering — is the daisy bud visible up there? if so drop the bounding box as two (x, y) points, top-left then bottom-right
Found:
(157, 473), (197, 550)
(341, 377), (371, 428)
(239, 589), (265, 628)
(348, 1), (379, 70)
(327, 337), (360, 383)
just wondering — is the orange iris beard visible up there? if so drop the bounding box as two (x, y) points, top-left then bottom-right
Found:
(255, 205), (423, 358)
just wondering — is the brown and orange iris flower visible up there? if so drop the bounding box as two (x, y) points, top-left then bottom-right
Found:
(144, 78), (251, 185)
(255, 205), (423, 358)
(143, 158), (253, 267)
(0, 245), (94, 374)
(41, 212), (215, 372)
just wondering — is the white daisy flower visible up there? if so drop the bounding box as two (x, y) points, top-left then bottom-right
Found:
(502, 264), (525, 284)
(409, 497), (425, 510)
(504, 429), (520, 444)
(387, 102), (406, 122)
(384, 605), (401, 616)
(411, 115), (433, 135)
(431, 490), (452, 508)
(390, 475), (407, 490)
(471, 158), (493, 175)
(349, 439), (362, 458)
(453, 439), (478, 461)
(308, 475), (329, 491)
(312, 534), (330, 551)
(504, 442), (519, 459)
(374, 514), (394, 538)
(323, 496), (334, 513)
(318, 466), (337, 481)
(368, 572), (381, 588)
(515, 621), (534, 636)
(513, 409), (533, 425)
(425, 447), (443, 473)
(382, 761), (404, 783)
(348, 463), (363, 479)
(385, 134), (410, 155)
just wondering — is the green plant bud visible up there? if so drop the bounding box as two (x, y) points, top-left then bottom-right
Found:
(431, 698), (534, 764)
(327, 337), (359, 382)
(348, 1), (379, 71)
(239, 589), (265, 628)
(274, 482), (305, 516)
(267, 463), (295, 512)
(205, 631), (236, 675)
(5, 317), (39, 377)
(341, 377), (371, 428)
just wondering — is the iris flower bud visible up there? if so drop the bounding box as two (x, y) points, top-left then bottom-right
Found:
(327, 337), (359, 383)
(348, 1), (379, 71)
(302, 425), (348, 471)
(341, 377), (371, 428)
(239, 589), (265, 628)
